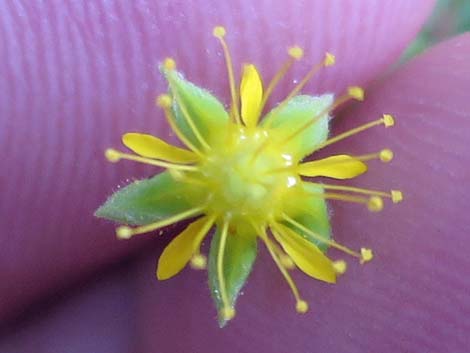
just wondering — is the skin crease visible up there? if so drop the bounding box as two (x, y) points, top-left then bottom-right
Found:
(6, 0), (469, 351)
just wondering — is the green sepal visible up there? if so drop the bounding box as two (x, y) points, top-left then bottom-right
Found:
(261, 94), (332, 160)
(283, 182), (331, 252)
(95, 171), (199, 226)
(161, 67), (230, 148)
(208, 223), (257, 327)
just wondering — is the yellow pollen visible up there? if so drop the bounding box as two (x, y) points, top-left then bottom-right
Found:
(296, 300), (309, 314)
(116, 226), (133, 239)
(383, 114), (395, 127)
(190, 254), (207, 270)
(220, 307), (236, 320)
(333, 260), (347, 274)
(156, 94), (172, 108)
(105, 148), (121, 163)
(379, 149), (394, 162)
(324, 52), (336, 66)
(367, 196), (383, 212)
(213, 26), (226, 38)
(348, 86), (364, 101)
(280, 255), (296, 270)
(163, 57), (176, 70)
(391, 190), (403, 203)
(288, 46), (304, 60)
(360, 248), (374, 264)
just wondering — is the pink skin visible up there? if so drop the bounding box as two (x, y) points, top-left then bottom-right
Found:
(5, 0), (468, 351)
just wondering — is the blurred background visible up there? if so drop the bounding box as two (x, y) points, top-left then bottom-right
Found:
(404, 0), (470, 59)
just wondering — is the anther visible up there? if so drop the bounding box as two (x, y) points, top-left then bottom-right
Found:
(220, 307), (235, 321)
(116, 226), (133, 239)
(382, 114), (395, 127)
(324, 52), (336, 66)
(379, 149), (394, 163)
(288, 46), (304, 60)
(391, 190), (403, 203)
(156, 94), (172, 108)
(296, 300), (309, 314)
(367, 196), (383, 212)
(105, 148), (121, 163)
(348, 86), (365, 101)
(213, 26), (226, 38)
(190, 254), (207, 270)
(360, 248), (374, 264)
(163, 57), (176, 70)
(280, 255), (296, 270)
(333, 260), (348, 274)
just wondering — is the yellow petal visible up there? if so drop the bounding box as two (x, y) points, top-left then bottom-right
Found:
(240, 64), (263, 128)
(122, 133), (198, 163)
(273, 223), (336, 283)
(298, 155), (367, 179)
(157, 216), (211, 280)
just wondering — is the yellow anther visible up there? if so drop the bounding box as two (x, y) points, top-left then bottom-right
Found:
(360, 248), (374, 264)
(296, 300), (309, 314)
(288, 46), (304, 60)
(213, 26), (226, 38)
(116, 226), (133, 239)
(348, 86), (364, 101)
(367, 196), (383, 212)
(156, 94), (172, 108)
(220, 307), (235, 320)
(104, 148), (121, 163)
(391, 190), (403, 203)
(280, 255), (295, 270)
(324, 52), (336, 66)
(333, 260), (347, 274)
(190, 254), (207, 270)
(382, 114), (395, 127)
(163, 57), (176, 70)
(379, 149), (394, 163)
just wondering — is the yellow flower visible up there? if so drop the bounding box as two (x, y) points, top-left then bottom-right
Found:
(96, 26), (403, 326)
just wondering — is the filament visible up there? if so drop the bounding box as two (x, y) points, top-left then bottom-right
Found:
(105, 149), (198, 171)
(281, 213), (373, 263)
(156, 94), (204, 157)
(217, 219), (235, 320)
(116, 206), (205, 239)
(213, 26), (241, 124)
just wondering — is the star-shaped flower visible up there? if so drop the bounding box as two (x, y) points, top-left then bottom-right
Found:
(96, 26), (402, 326)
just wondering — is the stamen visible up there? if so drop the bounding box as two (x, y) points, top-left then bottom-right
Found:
(282, 52), (336, 103)
(296, 300), (309, 314)
(217, 219), (235, 321)
(190, 254), (207, 270)
(104, 148), (198, 171)
(391, 190), (403, 203)
(360, 248), (374, 264)
(367, 196), (383, 212)
(156, 94), (204, 156)
(303, 189), (384, 212)
(166, 87), (211, 151)
(163, 57), (176, 70)
(333, 260), (348, 274)
(259, 226), (308, 313)
(190, 214), (217, 270)
(350, 149), (394, 163)
(313, 114), (395, 151)
(280, 86), (365, 147)
(282, 213), (373, 264)
(307, 182), (402, 202)
(213, 26), (241, 124)
(260, 46), (304, 112)
(115, 206), (205, 239)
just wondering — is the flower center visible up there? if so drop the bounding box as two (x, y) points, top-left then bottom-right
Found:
(199, 124), (300, 223)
